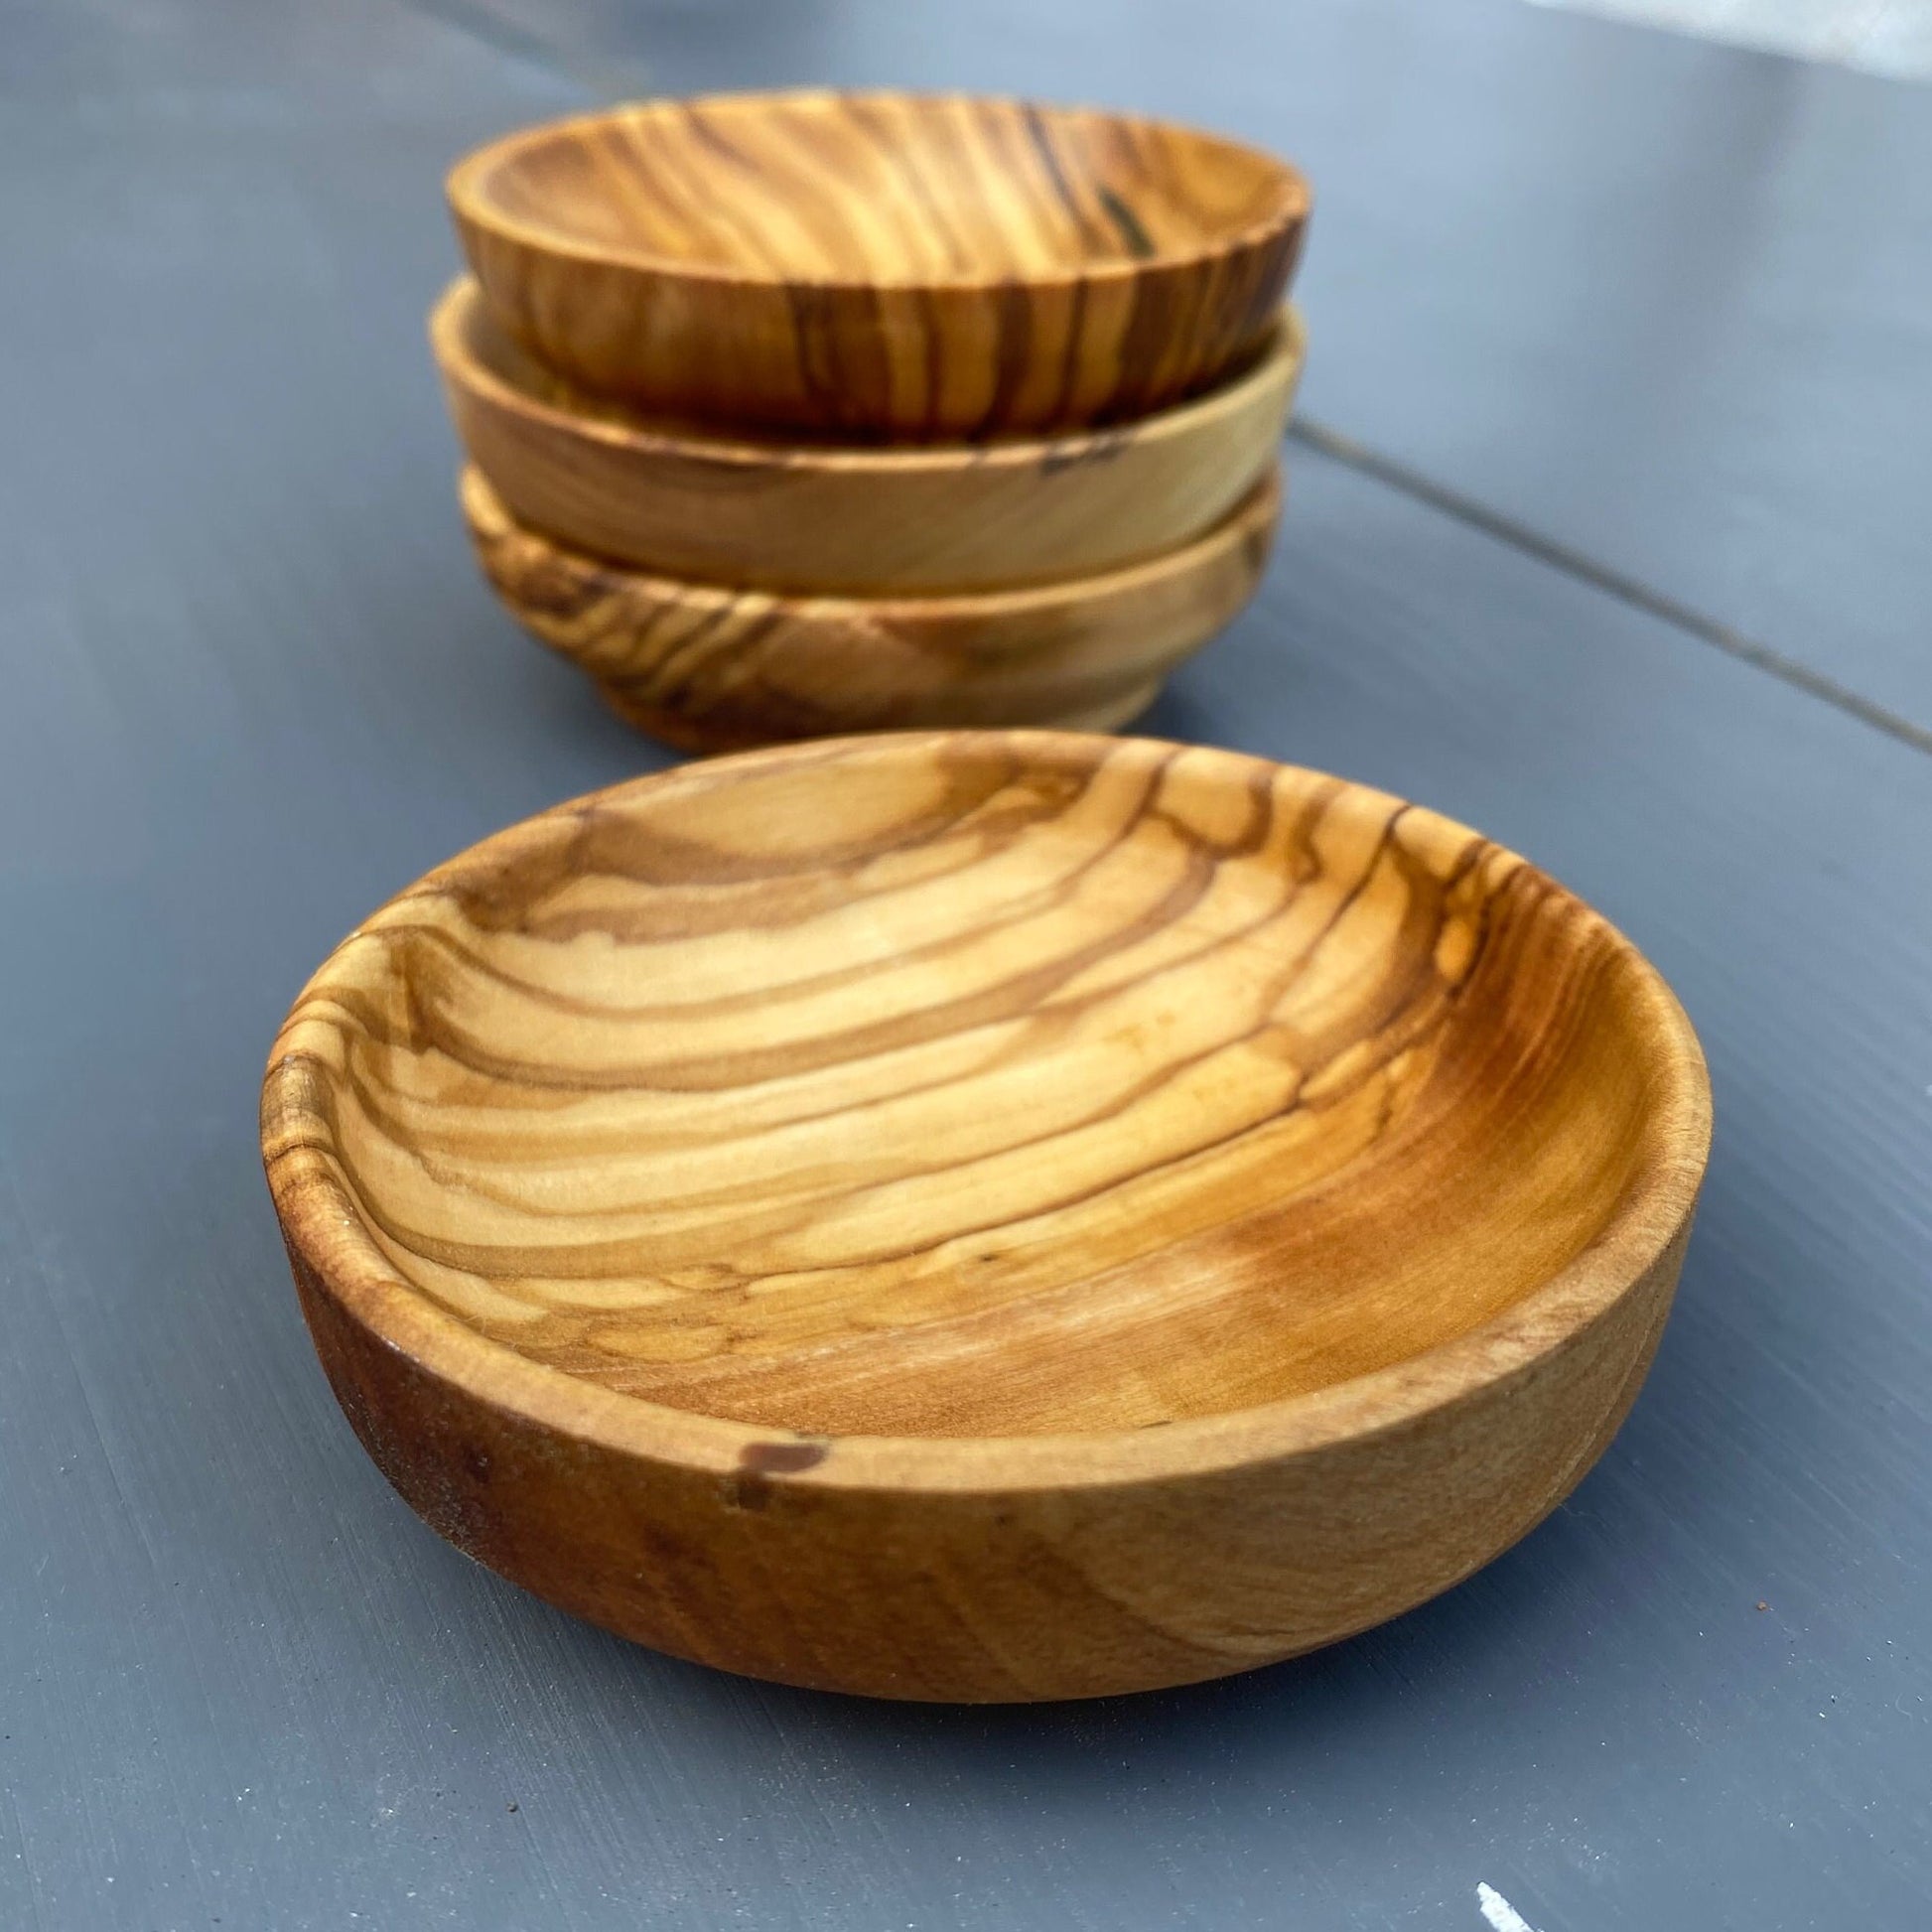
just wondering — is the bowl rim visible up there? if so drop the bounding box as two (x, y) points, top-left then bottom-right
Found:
(446, 90), (1313, 296)
(432, 275), (1309, 477)
(263, 733), (1712, 1499)
(459, 461), (1283, 617)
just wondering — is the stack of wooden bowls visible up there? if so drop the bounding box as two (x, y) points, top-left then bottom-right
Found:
(435, 92), (1311, 753)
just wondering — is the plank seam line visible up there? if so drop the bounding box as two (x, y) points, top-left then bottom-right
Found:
(401, 0), (647, 93)
(1289, 417), (1932, 759)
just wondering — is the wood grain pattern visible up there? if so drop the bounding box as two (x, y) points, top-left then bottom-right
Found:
(18, 0), (1932, 1915)
(448, 92), (1310, 437)
(261, 732), (1710, 1700)
(459, 464), (1281, 751)
(431, 277), (1305, 594)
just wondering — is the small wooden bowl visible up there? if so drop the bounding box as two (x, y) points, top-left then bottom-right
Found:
(262, 733), (1711, 1703)
(431, 277), (1305, 595)
(447, 92), (1311, 438)
(459, 464), (1281, 753)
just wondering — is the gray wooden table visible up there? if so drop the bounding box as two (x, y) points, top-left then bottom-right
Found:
(2, 2), (1927, 1927)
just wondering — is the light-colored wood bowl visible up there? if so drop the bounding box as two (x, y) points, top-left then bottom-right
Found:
(262, 732), (1711, 1703)
(447, 92), (1311, 439)
(459, 464), (1281, 753)
(431, 277), (1305, 596)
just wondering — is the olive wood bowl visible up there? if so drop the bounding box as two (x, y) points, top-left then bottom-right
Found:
(447, 91), (1311, 438)
(459, 463), (1281, 753)
(262, 731), (1711, 1703)
(431, 276), (1305, 595)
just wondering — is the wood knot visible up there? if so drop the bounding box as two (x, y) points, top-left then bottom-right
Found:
(739, 1439), (829, 1476)
(726, 1438), (829, 1511)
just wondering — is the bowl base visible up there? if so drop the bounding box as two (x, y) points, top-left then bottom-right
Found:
(594, 675), (1166, 756)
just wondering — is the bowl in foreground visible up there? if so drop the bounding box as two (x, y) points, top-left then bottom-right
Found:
(262, 732), (1710, 1701)
(459, 463), (1281, 752)
(431, 277), (1304, 594)
(448, 91), (1310, 437)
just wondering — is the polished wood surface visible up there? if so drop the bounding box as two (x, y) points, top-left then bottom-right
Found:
(459, 464), (1281, 751)
(432, 278), (1304, 594)
(262, 732), (1710, 1700)
(448, 92), (1310, 437)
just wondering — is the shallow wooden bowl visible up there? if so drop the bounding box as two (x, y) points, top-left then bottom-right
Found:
(459, 464), (1281, 752)
(431, 277), (1305, 595)
(262, 732), (1711, 1703)
(447, 92), (1311, 438)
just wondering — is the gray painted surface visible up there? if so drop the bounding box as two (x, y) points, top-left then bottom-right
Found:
(1, 2), (1928, 1928)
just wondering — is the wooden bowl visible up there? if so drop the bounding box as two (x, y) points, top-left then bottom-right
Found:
(447, 92), (1311, 438)
(431, 277), (1305, 595)
(459, 464), (1281, 753)
(262, 732), (1711, 1703)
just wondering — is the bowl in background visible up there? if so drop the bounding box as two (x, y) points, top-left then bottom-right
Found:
(448, 91), (1311, 438)
(431, 277), (1304, 595)
(459, 462), (1282, 751)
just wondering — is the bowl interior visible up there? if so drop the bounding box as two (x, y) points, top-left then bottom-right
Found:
(464, 93), (1307, 285)
(295, 737), (1681, 1439)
